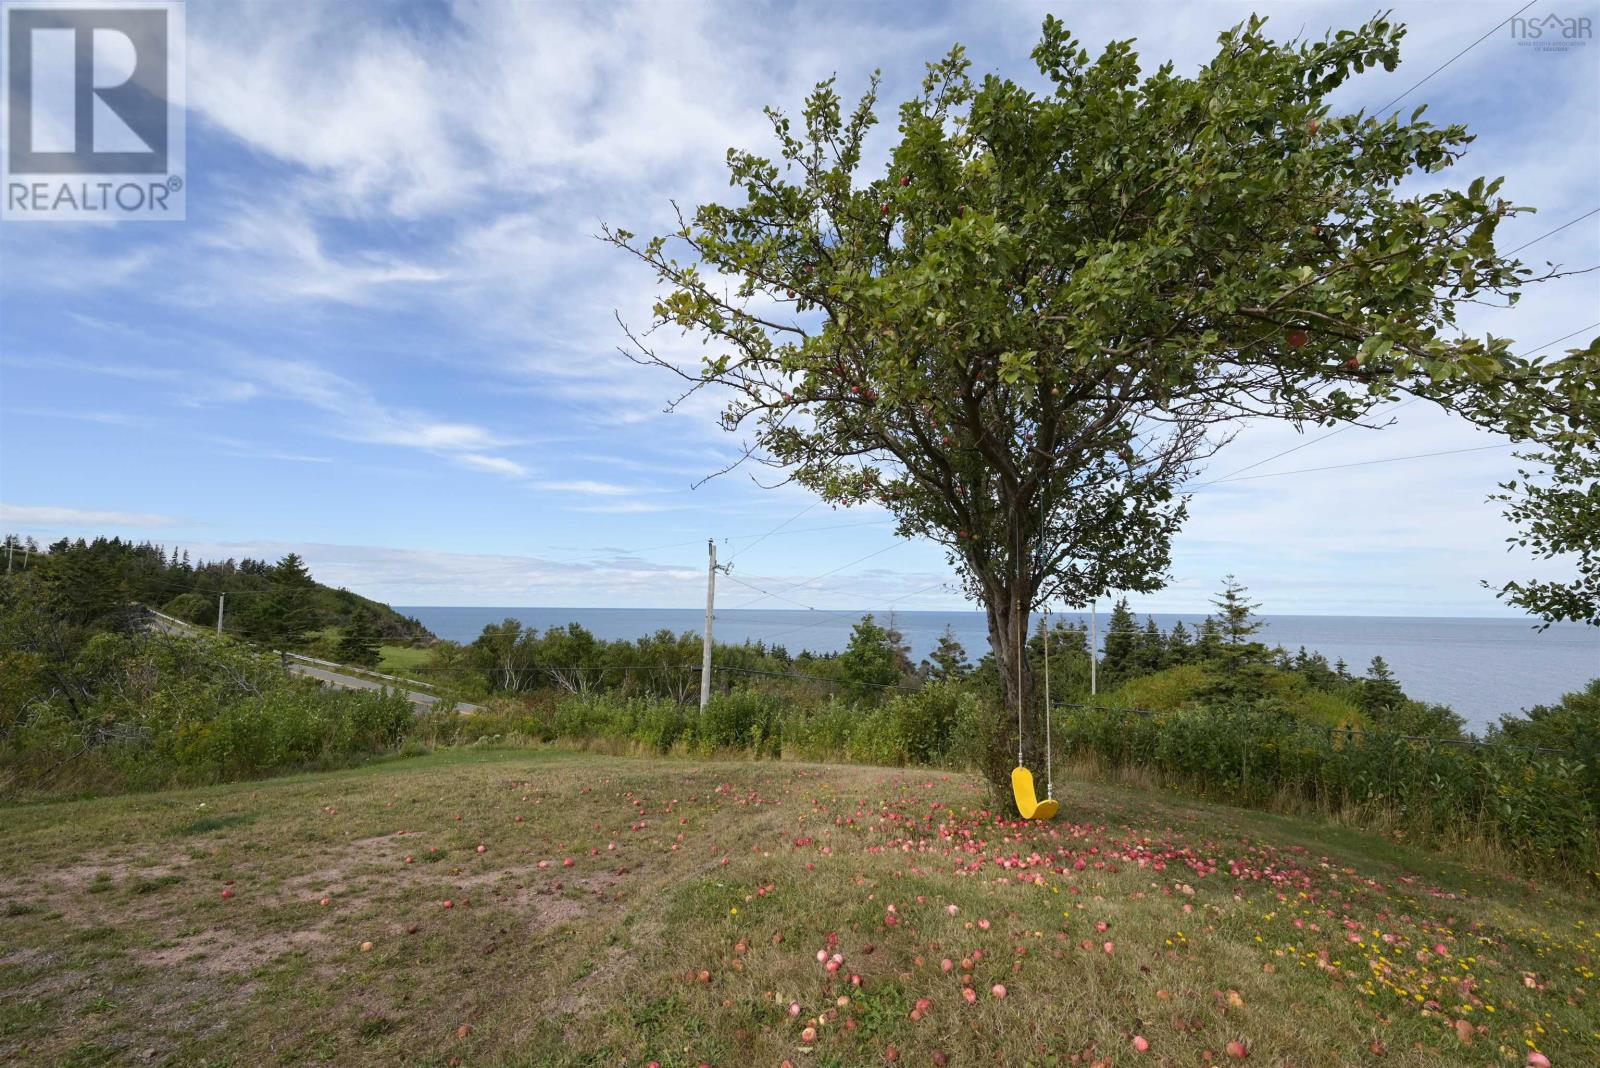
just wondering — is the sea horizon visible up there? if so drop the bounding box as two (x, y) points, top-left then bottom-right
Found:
(398, 606), (1599, 734)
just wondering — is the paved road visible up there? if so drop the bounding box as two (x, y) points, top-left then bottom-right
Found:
(139, 605), (482, 713)
(284, 657), (482, 712)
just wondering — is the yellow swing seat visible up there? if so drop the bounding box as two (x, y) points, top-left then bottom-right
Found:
(1011, 765), (1059, 821)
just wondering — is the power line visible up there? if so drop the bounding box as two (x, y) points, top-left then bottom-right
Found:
(1376, 1), (1535, 114)
(720, 571), (820, 611)
(706, 664), (916, 692)
(1201, 442), (1512, 486)
(1193, 399), (1420, 488)
(725, 541), (906, 610)
(736, 578), (957, 646)
(618, 517), (892, 555)
(1189, 322), (1600, 490)
(1506, 207), (1600, 257)
(724, 500), (817, 564)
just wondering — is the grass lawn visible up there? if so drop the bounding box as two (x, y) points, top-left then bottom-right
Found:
(1, 751), (1594, 1067)
(377, 644), (432, 675)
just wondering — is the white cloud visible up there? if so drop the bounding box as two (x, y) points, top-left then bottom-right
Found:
(458, 453), (529, 478)
(225, 355), (525, 472)
(571, 501), (681, 514)
(0, 504), (180, 528)
(533, 480), (635, 496)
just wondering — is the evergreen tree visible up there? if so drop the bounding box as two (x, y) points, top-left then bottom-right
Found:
(1136, 616), (1166, 674)
(1029, 617), (1090, 699)
(884, 613), (916, 676)
(1166, 620), (1193, 665)
(1210, 575), (1263, 644)
(1361, 656), (1406, 718)
(839, 614), (900, 703)
(256, 553), (318, 651)
(1099, 598), (1139, 684)
(336, 611), (382, 668)
(928, 626), (971, 681)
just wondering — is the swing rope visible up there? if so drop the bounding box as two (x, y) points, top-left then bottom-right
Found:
(1044, 607), (1053, 800)
(1015, 568), (1024, 769)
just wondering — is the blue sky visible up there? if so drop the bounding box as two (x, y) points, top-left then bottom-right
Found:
(1, 0), (1596, 616)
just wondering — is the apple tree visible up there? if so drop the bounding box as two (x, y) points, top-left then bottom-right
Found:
(1489, 435), (1600, 628)
(604, 14), (1586, 802)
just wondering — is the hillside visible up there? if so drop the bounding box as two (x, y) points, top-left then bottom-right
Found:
(5, 535), (431, 644)
(0, 750), (1592, 1066)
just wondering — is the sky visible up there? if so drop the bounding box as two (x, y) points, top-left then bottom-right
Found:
(1, 0), (1596, 618)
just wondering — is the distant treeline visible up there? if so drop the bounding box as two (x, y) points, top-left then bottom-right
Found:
(419, 578), (1466, 741)
(0, 534), (432, 650)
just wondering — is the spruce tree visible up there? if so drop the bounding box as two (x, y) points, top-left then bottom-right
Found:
(259, 553), (317, 651)
(1210, 575), (1263, 644)
(884, 613), (915, 676)
(929, 626), (971, 681)
(1137, 616), (1166, 674)
(1099, 598), (1139, 685)
(1166, 620), (1193, 665)
(1361, 656), (1406, 718)
(336, 611), (382, 669)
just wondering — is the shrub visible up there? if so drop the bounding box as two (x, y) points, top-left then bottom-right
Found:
(696, 691), (783, 755)
(1055, 703), (1597, 877)
(0, 631), (415, 796)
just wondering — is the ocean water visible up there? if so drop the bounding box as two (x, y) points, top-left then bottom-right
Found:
(399, 606), (1598, 733)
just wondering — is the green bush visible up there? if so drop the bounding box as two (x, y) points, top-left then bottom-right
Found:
(1055, 703), (1598, 876)
(697, 691), (783, 755)
(0, 632), (415, 795)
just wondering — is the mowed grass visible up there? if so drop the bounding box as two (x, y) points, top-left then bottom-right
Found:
(377, 644), (432, 675)
(1, 750), (1595, 1068)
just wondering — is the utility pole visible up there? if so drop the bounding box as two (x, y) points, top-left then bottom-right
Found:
(700, 539), (717, 712)
(5, 541), (11, 575)
(216, 592), (226, 635)
(1089, 599), (1098, 696)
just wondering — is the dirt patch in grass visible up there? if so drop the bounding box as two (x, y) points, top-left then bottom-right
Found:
(138, 926), (330, 978)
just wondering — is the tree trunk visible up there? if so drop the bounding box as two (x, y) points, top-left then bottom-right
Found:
(982, 583), (1044, 813)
